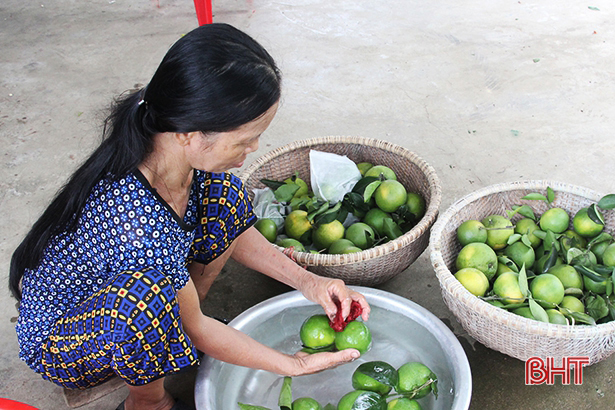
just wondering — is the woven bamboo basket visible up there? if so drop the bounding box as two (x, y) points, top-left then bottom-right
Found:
(241, 136), (442, 286)
(430, 180), (615, 364)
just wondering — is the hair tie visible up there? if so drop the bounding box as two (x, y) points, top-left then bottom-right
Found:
(137, 86), (148, 107)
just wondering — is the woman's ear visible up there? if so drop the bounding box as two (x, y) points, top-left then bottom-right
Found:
(175, 132), (200, 146)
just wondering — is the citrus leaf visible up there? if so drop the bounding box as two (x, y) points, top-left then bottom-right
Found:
(314, 202), (343, 226)
(606, 277), (613, 297)
(515, 204), (537, 220)
(507, 233), (522, 245)
(260, 178), (286, 190)
(588, 204), (605, 225)
(352, 391), (387, 409)
(498, 256), (519, 272)
(355, 361), (399, 388)
(382, 218), (403, 240)
(564, 287), (584, 297)
(343, 192), (370, 215)
(573, 264), (607, 283)
(300, 344), (335, 354)
(532, 229), (547, 240)
(323, 405), (336, 410)
(352, 176), (380, 194)
(518, 264), (529, 298)
(529, 298), (549, 323)
(597, 194), (615, 210)
(274, 183), (300, 203)
(547, 187), (556, 204)
(588, 232), (613, 247)
(363, 180), (382, 203)
(542, 247), (559, 274)
(586, 295), (609, 321)
(277, 376), (293, 410)
(498, 302), (529, 310)
(559, 308), (596, 326)
(289, 196), (312, 211)
(566, 248), (585, 265)
(307, 201), (330, 222)
(521, 234), (534, 248)
(523, 193), (548, 201)
(336, 207), (349, 224)
(238, 403), (271, 410)
(543, 230), (560, 252)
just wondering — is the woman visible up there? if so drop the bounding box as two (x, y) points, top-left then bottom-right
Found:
(10, 24), (370, 410)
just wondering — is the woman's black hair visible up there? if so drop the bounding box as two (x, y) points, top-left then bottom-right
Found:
(9, 23), (281, 300)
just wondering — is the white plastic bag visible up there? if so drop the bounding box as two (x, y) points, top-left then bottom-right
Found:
(251, 187), (285, 230)
(309, 150), (361, 204)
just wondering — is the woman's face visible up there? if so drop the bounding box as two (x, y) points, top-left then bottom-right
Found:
(189, 102), (278, 172)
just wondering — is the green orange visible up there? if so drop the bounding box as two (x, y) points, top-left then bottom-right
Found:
(299, 315), (335, 349)
(334, 321), (372, 354)
(455, 242), (498, 280)
(539, 208), (570, 234)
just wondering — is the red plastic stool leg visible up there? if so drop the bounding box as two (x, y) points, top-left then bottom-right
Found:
(193, 0), (213, 25)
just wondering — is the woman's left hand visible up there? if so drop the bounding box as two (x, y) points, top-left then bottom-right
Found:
(299, 274), (370, 322)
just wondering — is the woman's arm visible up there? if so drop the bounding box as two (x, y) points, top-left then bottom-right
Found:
(230, 226), (370, 321)
(177, 278), (360, 375)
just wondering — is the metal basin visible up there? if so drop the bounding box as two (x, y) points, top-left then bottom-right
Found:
(195, 286), (472, 409)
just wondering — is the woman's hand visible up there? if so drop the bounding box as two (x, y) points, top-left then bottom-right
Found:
(298, 275), (370, 322)
(287, 348), (361, 377)
(230, 227), (371, 322)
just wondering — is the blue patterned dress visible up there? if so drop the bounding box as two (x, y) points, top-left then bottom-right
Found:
(15, 169), (256, 388)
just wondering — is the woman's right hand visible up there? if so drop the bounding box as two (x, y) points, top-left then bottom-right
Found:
(286, 348), (360, 376)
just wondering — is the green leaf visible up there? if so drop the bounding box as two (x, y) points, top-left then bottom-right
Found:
(323, 405), (336, 410)
(342, 192), (370, 215)
(351, 391), (387, 409)
(588, 232), (613, 247)
(382, 218), (403, 240)
(546, 187), (556, 204)
(566, 248), (585, 265)
(518, 264), (529, 298)
(498, 255), (519, 272)
(300, 344), (335, 354)
(307, 201), (330, 222)
(542, 247), (559, 274)
(573, 264), (607, 283)
(275, 183), (300, 203)
(588, 204), (605, 225)
(586, 295), (609, 321)
(278, 377), (293, 410)
(529, 298), (550, 323)
(521, 234), (534, 248)
(363, 180), (382, 203)
(559, 308), (596, 325)
(532, 229), (547, 240)
(564, 287), (584, 297)
(352, 176), (380, 194)
(314, 202), (343, 226)
(238, 403), (271, 410)
(260, 178), (286, 190)
(516, 205), (537, 220)
(289, 196), (312, 211)
(523, 193), (548, 201)
(507, 233), (522, 245)
(355, 361), (399, 388)
(597, 194), (615, 210)
(498, 302), (529, 310)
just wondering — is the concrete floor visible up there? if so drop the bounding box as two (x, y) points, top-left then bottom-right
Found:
(2, 0), (615, 408)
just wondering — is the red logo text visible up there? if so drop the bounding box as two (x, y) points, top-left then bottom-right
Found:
(525, 356), (590, 385)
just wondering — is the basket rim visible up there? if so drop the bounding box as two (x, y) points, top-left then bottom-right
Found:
(430, 179), (615, 337)
(241, 136), (443, 265)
